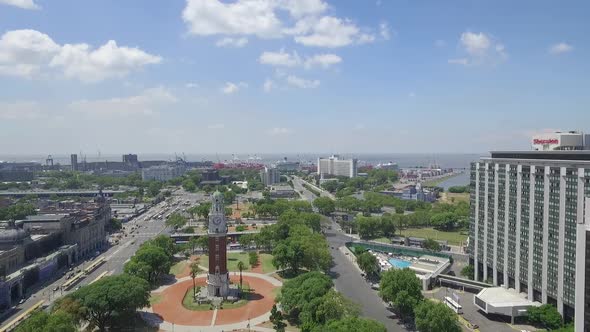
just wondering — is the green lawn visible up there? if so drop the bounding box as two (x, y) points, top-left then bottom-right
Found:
(149, 294), (163, 305)
(198, 252), (251, 272)
(259, 253), (276, 273)
(182, 286), (211, 311)
(169, 260), (188, 275)
(398, 227), (467, 246)
(374, 237), (392, 244)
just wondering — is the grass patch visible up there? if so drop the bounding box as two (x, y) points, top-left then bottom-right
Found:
(149, 293), (163, 305)
(182, 286), (211, 311)
(374, 237), (392, 244)
(259, 253), (276, 273)
(423, 173), (460, 187)
(169, 260), (188, 275)
(398, 227), (467, 246)
(440, 192), (470, 204)
(199, 252), (253, 272)
(271, 286), (281, 299)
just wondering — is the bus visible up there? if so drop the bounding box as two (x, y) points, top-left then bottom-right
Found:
(444, 296), (463, 314)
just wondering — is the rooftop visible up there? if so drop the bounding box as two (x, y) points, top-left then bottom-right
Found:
(475, 287), (540, 308)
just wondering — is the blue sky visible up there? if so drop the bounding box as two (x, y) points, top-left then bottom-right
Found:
(0, 0), (588, 154)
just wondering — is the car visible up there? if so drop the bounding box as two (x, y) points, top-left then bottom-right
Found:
(18, 298), (25, 304)
(53, 286), (59, 292)
(75, 286), (81, 291)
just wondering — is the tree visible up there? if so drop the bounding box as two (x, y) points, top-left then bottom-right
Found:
(527, 304), (563, 330)
(356, 216), (381, 239)
(190, 261), (201, 299)
(423, 238), (441, 252)
(430, 212), (459, 231)
(146, 235), (177, 258)
(278, 272), (333, 323)
(379, 268), (423, 318)
(313, 197), (335, 215)
(237, 261), (245, 293)
(182, 179), (197, 192)
(460, 264), (474, 280)
(357, 252), (380, 279)
(318, 317), (386, 332)
(414, 300), (461, 332)
(166, 213), (187, 229)
(125, 245), (171, 284)
(196, 236), (209, 253)
(300, 289), (360, 331)
(70, 275), (150, 332)
(249, 251), (258, 267)
(270, 304), (287, 332)
(196, 202), (211, 219)
(15, 311), (76, 332)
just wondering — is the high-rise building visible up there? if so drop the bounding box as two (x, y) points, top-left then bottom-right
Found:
(70, 154), (78, 171)
(317, 155), (357, 178)
(260, 166), (280, 186)
(207, 191), (229, 298)
(469, 149), (590, 330)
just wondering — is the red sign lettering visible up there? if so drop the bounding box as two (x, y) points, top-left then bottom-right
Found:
(533, 138), (559, 145)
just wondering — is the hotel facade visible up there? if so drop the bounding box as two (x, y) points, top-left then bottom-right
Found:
(469, 150), (590, 331)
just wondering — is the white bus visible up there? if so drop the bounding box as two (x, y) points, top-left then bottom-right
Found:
(444, 296), (463, 314)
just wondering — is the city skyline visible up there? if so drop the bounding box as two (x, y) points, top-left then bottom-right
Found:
(0, 0), (588, 154)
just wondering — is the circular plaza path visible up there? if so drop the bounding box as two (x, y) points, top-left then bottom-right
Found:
(144, 272), (282, 332)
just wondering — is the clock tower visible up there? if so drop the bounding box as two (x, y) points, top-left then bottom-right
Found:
(206, 191), (230, 298)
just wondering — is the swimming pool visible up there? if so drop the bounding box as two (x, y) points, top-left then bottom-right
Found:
(388, 258), (412, 269)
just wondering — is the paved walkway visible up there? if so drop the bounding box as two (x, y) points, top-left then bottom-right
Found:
(143, 272), (282, 332)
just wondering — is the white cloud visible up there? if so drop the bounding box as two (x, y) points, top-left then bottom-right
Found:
(215, 37), (248, 48)
(69, 87), (176, 117)
(50, 40), (161, 83)
(259, 49), (341, 69)
(259, 49), (301, 67)
(0, 0), (39, 10)
(549, 42), (573, 55)
(291, 16), (374, 48)
(460, 32), (490, 56)
(0, 29), (60, 78)
(182, 0), (374, 49)
(304, 53), (341, 68)
(286, 75), (319, 89)
(207, 123), (225, 129)
(0, 29), (161, 82)
(263, 78), (275, 92)
(379, 22), (391, 40)
(268, 127), (292, 135)
(0, 101), (44, 120)
(280, 0), (328, 18)
(450, 31), (507, 66)
(221, 81), (248, 94)
(182, 0), (282, 38)
(185, 82), (199, 88)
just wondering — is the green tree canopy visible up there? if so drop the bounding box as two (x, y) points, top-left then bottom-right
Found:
(278, 272), (333, 323)
(357, 252), (380, 279)
(15, 311), (76, 332)
(166, 213), (188, 229)
(124, 244), (171, 284)
(527, 304), (563, 330)
(70, 274), (150, 332)
(313, 197), (336, 215)
(423, 238), (441, 252)
(316, 317), (387, 332)
(414, 300), (462, 332)
(379, 268), (423, 318)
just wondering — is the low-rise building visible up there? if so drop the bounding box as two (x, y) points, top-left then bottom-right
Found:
(269, 185), (295, 198)
(142, 163), (186, 181)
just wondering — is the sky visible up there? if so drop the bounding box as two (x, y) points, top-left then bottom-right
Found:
(0, 0), (588, 155)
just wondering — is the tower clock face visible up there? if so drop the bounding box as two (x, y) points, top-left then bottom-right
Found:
(212, 215), (223, 225)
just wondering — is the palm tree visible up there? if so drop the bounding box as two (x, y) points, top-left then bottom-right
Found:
(237, 261), (245, 293)
(190, 260), (201, 299)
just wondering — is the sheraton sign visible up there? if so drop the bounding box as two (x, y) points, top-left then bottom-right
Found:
(533, 138), (559, 145)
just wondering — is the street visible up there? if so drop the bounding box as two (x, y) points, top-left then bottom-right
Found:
(0, 190), (204, 330)
(292, 175), (408, 332)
